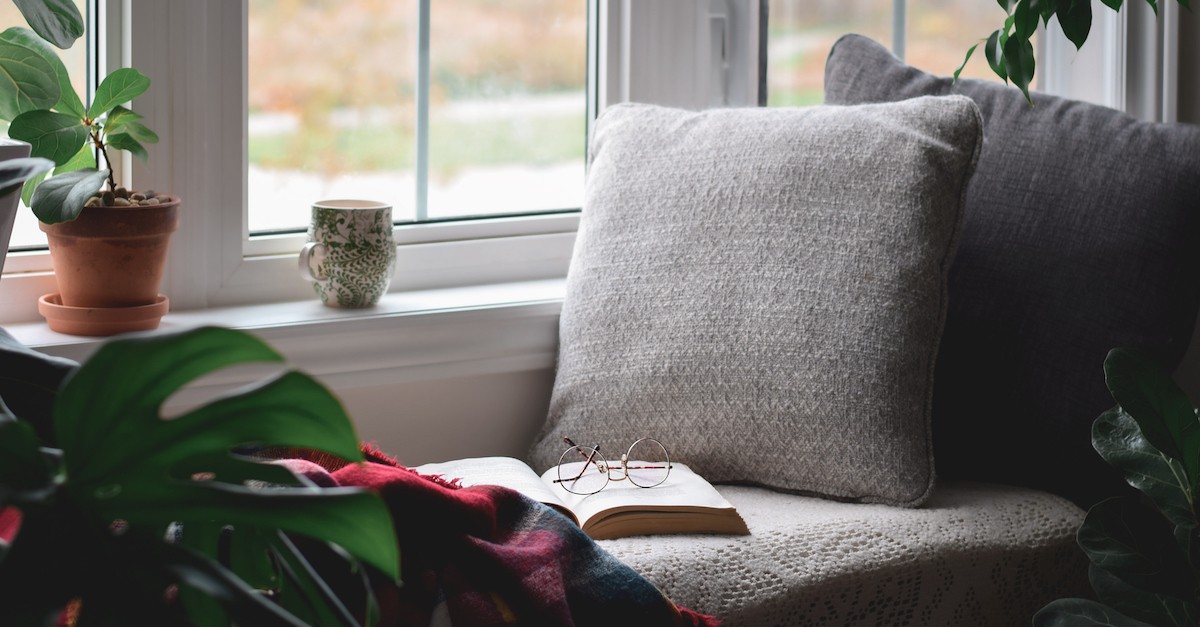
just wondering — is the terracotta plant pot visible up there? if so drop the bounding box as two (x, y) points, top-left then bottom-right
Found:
(39, 196), (180, 309)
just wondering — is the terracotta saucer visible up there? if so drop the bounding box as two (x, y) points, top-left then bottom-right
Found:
(38, 293), (169, 336)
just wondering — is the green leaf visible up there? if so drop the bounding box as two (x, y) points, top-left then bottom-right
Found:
(52, 143), (96, 176)
(985, 29), (1009, 82)
(28, 167), (106, 224)
(1104, 348), (1200, 493)
(154, 541), (306, 627)
(12, 0), (84, 50)
(52, 328), (399, 582)
(0, 156), (52, 198)
(1003, 34), (1036, 104)
(89, 68), (151, 120)
(271, 533), (360, 627)
(1078, 497), (1195, 599)
(1102, 0), (1125, 10)
(0, 403), (55, 506)
(1034, 598), (1158, 626)
(8, 109), (89, 166)
(953, 42), (980, 82)
(1089, 564), (1198, 626)
(1146, 0), (1160, 14)
(105, 132), (148, 163)
(0, 26), (82, 120)
(997, 0), (1017, 11)
(103, 105), (141, 133)
(0, 35), (58, 121)
(0, 27), (83, 121)
(1093, 407), (1194, 527)
(1014, 0), (1042, 39)
(1058, 0), (1094, 50)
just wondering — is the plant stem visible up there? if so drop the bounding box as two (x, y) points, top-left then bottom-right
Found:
(91, 130), (116, 191)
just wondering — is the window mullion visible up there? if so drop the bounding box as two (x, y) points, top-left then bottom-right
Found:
(415, 0), (430, 222)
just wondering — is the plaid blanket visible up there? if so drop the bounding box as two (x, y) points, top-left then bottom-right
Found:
(290, 449), (720, 627)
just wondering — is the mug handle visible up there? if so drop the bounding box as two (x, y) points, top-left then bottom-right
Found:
(298, 242), (329, 283)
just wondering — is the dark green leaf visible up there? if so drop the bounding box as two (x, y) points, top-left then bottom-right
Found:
(1146, 0), (1160, 14)
(0, 27), (83, 120)
(1101, 0), (1125, 10)
(0, 33), (58, 121)
(1089, 564), (1198, 626)
(985, 29), (1009, 82)
(103, 105), (141, 134)
(953, 42), (980, 82)
(1003, 34), (1036, 104)
(998, 0), (1017, 11)
(1093, 407), (1194, 527)
(1058, 0), (1094, 49)
(1078, 497), (1195, 598)
(105, 132), (147, 163)
(0, 156), (52, 198)
(1014, 0), (1042, 39)
(19, 168), (46, 207)
(1034, 598), (1158, 626)
(1104, 348), (1200, 493)
(0, 402), (55, 505)
(157, 542), (306, 627)
(12, 0), (84, 50)
(8, 109), (89, 166)
(89, 68), (151, 120)
(28, 167), (107, 224)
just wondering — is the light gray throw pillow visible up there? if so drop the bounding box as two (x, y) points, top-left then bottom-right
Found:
(528, 98), (983, 506)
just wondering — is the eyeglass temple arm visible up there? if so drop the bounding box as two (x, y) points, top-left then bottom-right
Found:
(555, 437), (601, 484)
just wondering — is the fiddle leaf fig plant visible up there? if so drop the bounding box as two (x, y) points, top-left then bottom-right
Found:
(964, 0), (1192, 104)
(0, 326), (401, 626)
(0, 0), (159, 225)
(1034, 348), (1200, 627)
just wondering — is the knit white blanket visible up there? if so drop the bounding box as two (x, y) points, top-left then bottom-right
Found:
(601, 482), (1089, 626)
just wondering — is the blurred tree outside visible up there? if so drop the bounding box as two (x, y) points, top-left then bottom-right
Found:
(248, 0), (588, 227)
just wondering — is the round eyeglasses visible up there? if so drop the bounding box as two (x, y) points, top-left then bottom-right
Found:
(553, 436), (672, 495)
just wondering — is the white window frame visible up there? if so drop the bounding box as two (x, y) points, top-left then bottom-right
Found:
(6, 1), (1181, 325)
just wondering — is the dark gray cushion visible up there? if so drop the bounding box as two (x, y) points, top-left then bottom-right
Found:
(824, 33), (1200, 506)
(528, 99), (983, 506)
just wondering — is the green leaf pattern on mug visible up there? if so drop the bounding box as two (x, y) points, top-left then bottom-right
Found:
(305, 204), (395, 308)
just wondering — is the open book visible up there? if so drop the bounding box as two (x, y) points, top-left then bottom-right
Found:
(413, 456), (749, 541)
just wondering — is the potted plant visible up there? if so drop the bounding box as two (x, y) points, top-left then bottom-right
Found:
(0, 1), (176, 335)
(0, 325), (401, 626)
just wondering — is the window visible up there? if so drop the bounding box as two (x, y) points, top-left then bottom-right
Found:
(764, 0), (1037, 107)
(246, 0), (588, 233)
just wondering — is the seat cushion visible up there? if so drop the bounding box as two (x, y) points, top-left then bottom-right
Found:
(824, 33), (1200, 507)
(527, 98), (983, 506)
(600, 482), (1088, 626)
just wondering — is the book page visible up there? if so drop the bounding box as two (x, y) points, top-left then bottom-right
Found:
(538, 461), (737, 528)
(414, 456), (575, 524)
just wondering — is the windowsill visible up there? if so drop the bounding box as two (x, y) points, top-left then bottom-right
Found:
(7, 278), (566, 388)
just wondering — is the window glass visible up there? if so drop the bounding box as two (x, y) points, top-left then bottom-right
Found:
(247, 0), (588, 233)
(907, 0), (1039, 87)
(4, 0), (89, 250)
(765, 0), (893, 107)
(765, 0), (1036, 107)
(426, 1), (587, 220)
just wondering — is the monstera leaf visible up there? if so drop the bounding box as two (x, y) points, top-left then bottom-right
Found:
(0, 327), (399, 626)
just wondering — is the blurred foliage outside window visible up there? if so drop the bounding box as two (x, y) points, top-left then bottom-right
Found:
(247, 0), (588, 231)
(766, 0), (1038, 107)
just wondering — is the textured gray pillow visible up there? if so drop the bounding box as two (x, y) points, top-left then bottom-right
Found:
(824, 34), (1200, 507)
(527, 98), (983, 506)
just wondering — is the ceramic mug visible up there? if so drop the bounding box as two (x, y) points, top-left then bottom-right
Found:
(298, 200), (396, 307)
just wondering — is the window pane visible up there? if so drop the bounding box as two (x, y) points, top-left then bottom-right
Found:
(765, 1), (1037, 107)
(765, 0), (893, 107)
(907, 0), (1038, 88)
(247, 0), (588, 233)
(426, 1), (587, 220)
(248, 0), (418, 232)
(4, 0), (89, 251)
